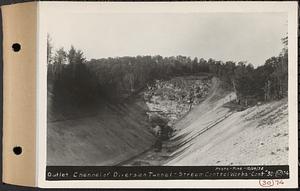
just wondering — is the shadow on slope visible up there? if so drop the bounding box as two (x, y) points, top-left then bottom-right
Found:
(47, 95), (156, 166)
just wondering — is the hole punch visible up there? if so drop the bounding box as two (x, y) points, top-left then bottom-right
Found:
(12, 43), (21, 52)
(13, 146), (22, 155)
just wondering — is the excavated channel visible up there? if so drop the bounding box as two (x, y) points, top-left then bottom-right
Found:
(119, 75), (212, 166)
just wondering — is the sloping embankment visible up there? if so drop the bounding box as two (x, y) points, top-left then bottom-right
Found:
(167, 79), (288, 165)
(47, 97), (156, 166)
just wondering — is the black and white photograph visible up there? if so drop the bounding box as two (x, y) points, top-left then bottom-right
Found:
(0, 1), (298, 189)
(42, 2), (296, 183)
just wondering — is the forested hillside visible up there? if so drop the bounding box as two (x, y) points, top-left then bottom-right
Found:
(47, 35), (288, 113)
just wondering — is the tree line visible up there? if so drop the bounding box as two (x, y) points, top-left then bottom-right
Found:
(47, 35), (288, 108)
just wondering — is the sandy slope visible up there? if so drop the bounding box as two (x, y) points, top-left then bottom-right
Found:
(167, 79), (288, 165)
(47, 99), (156, 166)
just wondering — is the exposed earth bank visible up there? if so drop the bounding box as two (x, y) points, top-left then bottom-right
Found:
(47, 75), (288, 166)
(167, 95), (288, 165)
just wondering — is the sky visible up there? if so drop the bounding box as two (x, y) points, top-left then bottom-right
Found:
(46, 12), (287, 67)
